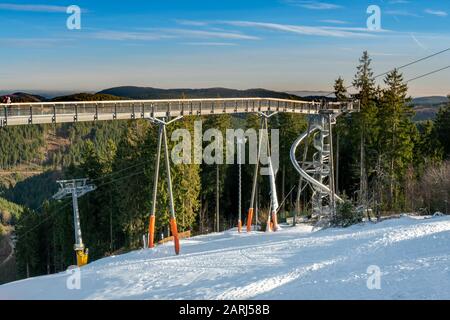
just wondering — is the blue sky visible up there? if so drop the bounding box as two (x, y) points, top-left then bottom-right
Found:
(0, 0), (449, 96)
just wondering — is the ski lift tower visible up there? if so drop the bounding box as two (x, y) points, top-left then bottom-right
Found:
(53, 179), (96, 267)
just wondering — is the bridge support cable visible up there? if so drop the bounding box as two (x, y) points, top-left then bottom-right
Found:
(53, 179), (96, 267)
(147, 116), (183, 255)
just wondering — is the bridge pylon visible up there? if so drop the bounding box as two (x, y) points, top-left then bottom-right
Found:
(246, 111), (280, 233)
(147, 116), (183, 255)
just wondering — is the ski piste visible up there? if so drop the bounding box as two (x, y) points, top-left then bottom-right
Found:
(2, 215), (450, 300)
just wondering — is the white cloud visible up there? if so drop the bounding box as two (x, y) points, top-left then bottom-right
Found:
(183, 42), (237, 46)
(174, 19), (209, 27)
(410, 33), (428, 50)
(322, 26), (389, 32)
(91, 31), (173, 41)
(173, 19), (387, 39)
(285, 1), (341, 10)
(425, 9), (448, 17)
(385, 10), (421, 17)
(370, 52), (404, 57)
(320, 19), (348, 24)
(389, 0), (409, 4)
(221, 21), (379, 38)
(0, 37), (71, 47)
(0, 3), (69, 13)
(164, 28), (260, 40)
(92, 29), (259, 42)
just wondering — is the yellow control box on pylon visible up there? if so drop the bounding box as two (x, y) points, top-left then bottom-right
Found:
(76, 248), (89, 267)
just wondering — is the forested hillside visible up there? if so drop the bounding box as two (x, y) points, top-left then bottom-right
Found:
(0, 196), (23, 233)
(1, 87), (309, 278)
(333, 52), (449, 216)
(0, 197), (23, 284)
(98, 86), (302, 100)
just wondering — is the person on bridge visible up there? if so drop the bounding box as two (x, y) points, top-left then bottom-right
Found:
(2, 96), (12, 104)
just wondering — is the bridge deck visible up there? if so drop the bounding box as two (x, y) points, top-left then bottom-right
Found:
(0, 98), (356, 127)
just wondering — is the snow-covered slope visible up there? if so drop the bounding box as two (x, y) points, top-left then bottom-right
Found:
(1, 216), (450, 300)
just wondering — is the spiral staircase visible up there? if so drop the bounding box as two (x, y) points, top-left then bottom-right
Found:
(290, 112), (343, 223)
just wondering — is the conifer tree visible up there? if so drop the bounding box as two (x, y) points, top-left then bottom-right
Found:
(334, 77), (348, 101)
(114, 120), (154, 247)
(14, 207), (41, 277)
(377, 69), (416, 209)
(433, 98), (450, 159)
(352, 51), (378, 207)
(334, 77), (348, 195)
(200, 114), (232, 232)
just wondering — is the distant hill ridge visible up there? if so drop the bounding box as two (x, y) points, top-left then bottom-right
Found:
(97, 86), (303, 100)
(410, 96), (449, 105)
(2, 92), (47, 103)
(0, 92), (123, 103)
(1, 87), (306, 103)
(51, 93), (124, 102)
(410, 96), (449, 121)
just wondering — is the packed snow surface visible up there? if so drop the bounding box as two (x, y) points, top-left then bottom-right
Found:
(1, 216), (450, 300)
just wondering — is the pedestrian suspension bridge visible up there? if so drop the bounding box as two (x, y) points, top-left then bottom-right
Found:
(1, 97), (358, 265)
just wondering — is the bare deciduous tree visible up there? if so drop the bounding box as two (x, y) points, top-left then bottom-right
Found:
(416, 161), (450, 214)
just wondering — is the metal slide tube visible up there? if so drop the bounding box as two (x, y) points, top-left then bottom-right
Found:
(295, 119), (312, 224)
(290, 126), (343, 203)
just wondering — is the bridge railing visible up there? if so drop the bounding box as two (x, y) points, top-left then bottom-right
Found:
(1, 98), (358, 127)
